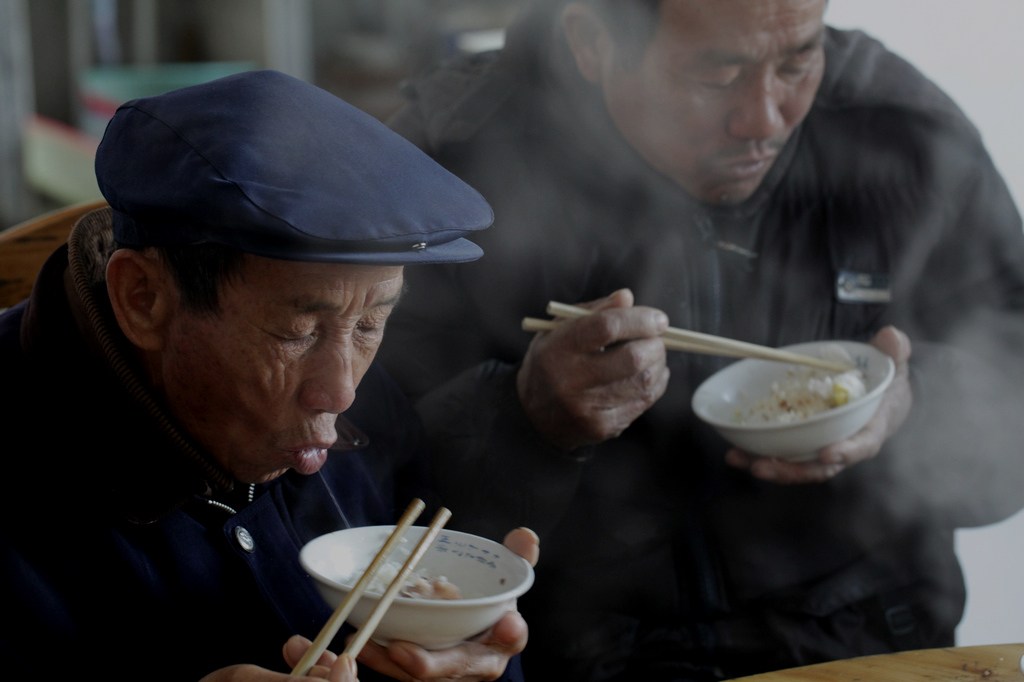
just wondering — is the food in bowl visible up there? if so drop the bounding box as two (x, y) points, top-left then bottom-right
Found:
(338, 558), (462, 600)
(741, 366), (867, 424)
(397, 572), (463, 600)
(307, 527), (464, 599)
(300, 525), (534, 649)
(691, 340), (895, 461)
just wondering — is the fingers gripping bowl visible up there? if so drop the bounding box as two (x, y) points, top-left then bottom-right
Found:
(300, 525), (535, 650)
(691, 341), (895, 461)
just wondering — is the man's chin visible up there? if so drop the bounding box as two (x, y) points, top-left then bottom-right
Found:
(684, 153), (780, 204)
(253, 468), (289, 484)
(230, 446), (331, 485)
(696, 177), (765, 206)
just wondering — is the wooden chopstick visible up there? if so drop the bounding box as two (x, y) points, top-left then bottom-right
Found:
(291, 498), (426, 677)
(529, 301), (853, 372)
(522, 317), (749, 357)
(342, 507), (453, 660)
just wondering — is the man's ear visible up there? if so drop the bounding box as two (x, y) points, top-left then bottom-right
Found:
(106, 249), (177, 351)
(562, 2), (615, 84)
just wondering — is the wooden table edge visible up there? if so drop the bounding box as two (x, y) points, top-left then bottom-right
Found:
(729, 643), (1024, 681)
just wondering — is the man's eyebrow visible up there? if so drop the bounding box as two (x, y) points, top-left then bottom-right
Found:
(375, 290), (404, 310)
(694, 28), (826, 67)
(788, 27), (826, 55)
(694, 48), (755, 68)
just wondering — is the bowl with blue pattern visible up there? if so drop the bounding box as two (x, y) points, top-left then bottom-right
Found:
(300, 524), (534, 649)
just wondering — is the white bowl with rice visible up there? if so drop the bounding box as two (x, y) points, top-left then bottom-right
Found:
(691, 340), (895, 461)
(300, 525), (534, 649)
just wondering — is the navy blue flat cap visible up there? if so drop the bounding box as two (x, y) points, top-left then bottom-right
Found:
(94, 70), (492, 264)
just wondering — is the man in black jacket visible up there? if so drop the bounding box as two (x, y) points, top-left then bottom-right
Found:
(379, 1), (1024, 680)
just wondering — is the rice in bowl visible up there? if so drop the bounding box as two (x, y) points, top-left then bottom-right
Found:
(741, 367), (867, 424)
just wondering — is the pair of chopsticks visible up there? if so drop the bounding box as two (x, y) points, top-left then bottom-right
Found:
(522, 301), (853, 373)
(291, 499), (451, 677)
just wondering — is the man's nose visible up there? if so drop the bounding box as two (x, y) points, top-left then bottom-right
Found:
(726, 72), (786, 143)
(299, 343), (357, 415)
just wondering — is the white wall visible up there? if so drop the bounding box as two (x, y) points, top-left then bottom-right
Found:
(824, 0), (1024, 647)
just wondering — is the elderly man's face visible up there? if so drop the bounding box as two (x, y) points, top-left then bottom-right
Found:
(593, 0), (826, 204)
(157, 256), (403, 484)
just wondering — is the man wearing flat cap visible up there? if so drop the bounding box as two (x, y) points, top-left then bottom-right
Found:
(0, 70), (537, 682)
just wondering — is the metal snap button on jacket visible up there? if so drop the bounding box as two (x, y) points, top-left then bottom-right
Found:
(234, 526), (255, 553)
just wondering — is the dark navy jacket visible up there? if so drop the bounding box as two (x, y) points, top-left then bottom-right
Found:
(0, 210), (523, 681)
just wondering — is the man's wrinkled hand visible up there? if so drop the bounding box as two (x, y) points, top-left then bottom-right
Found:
(196, 635), (358, 681)
(517, 288), (671, 450)
(725, 326), (913, 484)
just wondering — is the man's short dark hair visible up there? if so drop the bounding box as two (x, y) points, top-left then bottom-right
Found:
(120, 242), (246, 315)
(586, 0), (664, 63)
(159, 243), (247, 314)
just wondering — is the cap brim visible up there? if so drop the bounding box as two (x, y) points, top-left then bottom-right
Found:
(242, 236), (485, 266)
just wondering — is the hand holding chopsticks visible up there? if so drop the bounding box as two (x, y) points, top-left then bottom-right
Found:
(291, 499), (451, 677)
(523, 300), (853, 372)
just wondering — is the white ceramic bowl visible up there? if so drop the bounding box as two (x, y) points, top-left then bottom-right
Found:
(300, 525), (534, 650)
(691, 341), (895, 461)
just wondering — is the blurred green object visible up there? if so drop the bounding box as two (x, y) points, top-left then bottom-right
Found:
(23, 62), (257, 206)
(78, 62), (257, 138)
(22, 115), (103, 205)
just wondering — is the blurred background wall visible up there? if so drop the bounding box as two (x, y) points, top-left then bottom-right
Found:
(0, 0), (1020, 647)
(0, 0), (524, 227)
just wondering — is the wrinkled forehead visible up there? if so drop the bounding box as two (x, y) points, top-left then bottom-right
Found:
(657, 0), (827, 53)
(231, 254), (405, 305)
(236, 249), (403, 286)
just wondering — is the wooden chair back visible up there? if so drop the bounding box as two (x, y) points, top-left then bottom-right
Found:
(0, 200), (108, 309)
